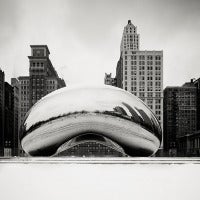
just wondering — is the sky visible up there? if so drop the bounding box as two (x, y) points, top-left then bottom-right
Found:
(0, 0), (200, 87)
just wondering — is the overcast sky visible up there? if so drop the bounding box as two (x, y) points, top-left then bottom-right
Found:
(0, 0), (200, 87)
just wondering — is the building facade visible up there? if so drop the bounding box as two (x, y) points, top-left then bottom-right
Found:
(18, 45), (66, 136)
(18, 76), (30, 128)
(115, 20), (163, 128)
(11, 78), (20, 156)
(4, 82), (14, 156)
(0, 69), (5, 156)
(28, 45), (66, 107)
(163, 81), (198, 156)
(104, 73), (116, 86)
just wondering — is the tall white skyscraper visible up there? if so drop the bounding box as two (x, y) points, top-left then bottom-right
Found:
(116, 20), (163, 129)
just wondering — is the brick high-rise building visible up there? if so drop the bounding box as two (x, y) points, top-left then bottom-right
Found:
(115, 20), (163, 128)
(28, 45), (66, 107)
(18, 45), (66, 136)
(163, 81), (197, 156)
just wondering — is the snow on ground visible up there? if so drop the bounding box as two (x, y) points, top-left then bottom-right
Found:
(0, 158), (200, 200)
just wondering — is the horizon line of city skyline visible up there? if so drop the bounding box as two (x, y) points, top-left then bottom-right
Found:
(0, 44), (199, 89)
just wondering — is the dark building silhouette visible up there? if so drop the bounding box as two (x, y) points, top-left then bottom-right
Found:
(11, 78), (20, 156)
(4, 82), (14, 156)
(177, 78), (200, 156)
(0, 69), (5, 156)
(0, 72), (17, 156)
(163, 80), (198, 156)
(115, 56), (123, 88)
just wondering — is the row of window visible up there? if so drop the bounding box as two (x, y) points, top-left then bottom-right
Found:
(31, 62), (44, 67)
(47, 80), (57, 84)
(125, 28), (136, 34)
(21, 91), (29, 95)
(124, 33), (137, 38)
(123, 45), (138, 50)
(124, 71), (161, 77)
(20, 80), (29, 85)
(124, 75), (161, 81)
(123, 53), (162, 60)
(125, 66), (161, 71)
(20, 85), (29, 89)
(124, 61), (162, 66)
(124, 87), (162, 96)
(128, 81), (161, 86)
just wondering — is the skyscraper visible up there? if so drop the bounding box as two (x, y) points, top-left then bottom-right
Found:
(18, 45), (66, 135)
(4, 82), (14, 156)
(11, 78), (20, 156)
(163, 80), (197, 156)
(28, 45), (66, 107)
(116, 20), (163, 128)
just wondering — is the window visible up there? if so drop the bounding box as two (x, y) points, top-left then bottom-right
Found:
(139, 93), (145, 97)
(155, 111), (161, 115)
(155, 105), (161, 109)
(155, 56), (161, 60)
(148, 105), (153, 109)
(155, 66), (161, 70)
(139, 76), (145, 80)
(155, 93), (161, 97)
(147, 99), (153, 104)
(156, 61), (161, 65)
(155, 82), (161, 86)
(155, 99), (161, 104)
(147, 66), (153, 70)
(147, 77), (153, 80)
(147, 82), (153, 86)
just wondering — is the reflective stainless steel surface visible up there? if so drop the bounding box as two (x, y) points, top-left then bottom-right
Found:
(20, 85), (162, 157)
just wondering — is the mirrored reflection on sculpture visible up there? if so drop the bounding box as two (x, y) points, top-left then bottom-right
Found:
(20, 85), (162, 157)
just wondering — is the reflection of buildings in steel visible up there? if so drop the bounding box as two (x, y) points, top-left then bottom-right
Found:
(20, 85), (162, 157)
(54, 133), (127, 157)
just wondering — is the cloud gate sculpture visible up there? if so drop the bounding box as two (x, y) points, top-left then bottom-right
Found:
(20, 85), (162, 157)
